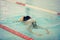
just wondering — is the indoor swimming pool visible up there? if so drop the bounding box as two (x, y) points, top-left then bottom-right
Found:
(0, 0), (60, 40)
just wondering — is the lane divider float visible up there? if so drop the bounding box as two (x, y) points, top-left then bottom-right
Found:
(16, 2), (60, 15)
(0, 24), (33, 40)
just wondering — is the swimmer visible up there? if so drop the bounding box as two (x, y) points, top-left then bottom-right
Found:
(19, 16), (38, 28)
(19, 16), (50, 36)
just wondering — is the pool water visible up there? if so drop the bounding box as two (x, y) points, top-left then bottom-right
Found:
(0, 0), (60, 40)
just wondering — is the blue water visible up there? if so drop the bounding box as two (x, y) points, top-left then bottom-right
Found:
(0, 0), (60, 40)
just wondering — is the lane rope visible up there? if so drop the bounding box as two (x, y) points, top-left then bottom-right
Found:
(5, 0), (60, 15)
(16, 2), (60, 15)
(0, 24), (33, 40)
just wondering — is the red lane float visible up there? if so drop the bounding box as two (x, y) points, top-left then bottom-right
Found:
(16, 2), (25, 6)
(0, 24), (33, 40)
(16, 2), (60, 15)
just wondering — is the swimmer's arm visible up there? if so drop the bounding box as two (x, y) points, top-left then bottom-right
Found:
(41, 27), (49, 34)
(27, 26), (42, 36)
(27, 26), (33, 33)
(39, 26), (50, 34)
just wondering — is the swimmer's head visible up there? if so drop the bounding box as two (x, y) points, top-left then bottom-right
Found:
(19, 16), (31, 21)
